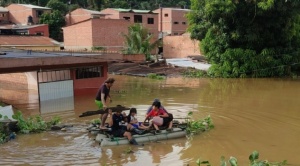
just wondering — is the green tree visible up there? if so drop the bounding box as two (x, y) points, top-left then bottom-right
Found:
(39, 10), (65, 41)
(188, 0), (300, 78)
(123, 23), (161, 60)
(46, 0), (68, 15)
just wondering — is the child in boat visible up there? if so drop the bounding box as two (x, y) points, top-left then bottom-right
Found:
(144, 101), (173, 134)
(108, 109), (141, 145)
(127, 108), (149, 132)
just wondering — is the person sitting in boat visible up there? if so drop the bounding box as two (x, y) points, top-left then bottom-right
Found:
(108, 109), (141, 145)
(145, 98), (167, 116)
(127, 108), (149, 133)
(144, 101), (173, 134)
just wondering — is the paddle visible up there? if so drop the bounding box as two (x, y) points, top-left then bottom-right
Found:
(79, 105), (130, 117)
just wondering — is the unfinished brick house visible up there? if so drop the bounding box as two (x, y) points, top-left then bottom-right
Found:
(62, 18), (131, 51)
(65, 8), (106, 26)
(5, 4), (51, 25)
(100, 8), (159, 41)
(0, 7), (9, 23)
(153, 8), (191, 36)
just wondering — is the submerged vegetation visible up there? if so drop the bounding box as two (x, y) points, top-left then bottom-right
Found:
(182, 69), (208, 78)
(147, 73), (165, 80)
(185, 112), (214, 136)
(197, 150), (287, 166)
(0, 111), (61, 144)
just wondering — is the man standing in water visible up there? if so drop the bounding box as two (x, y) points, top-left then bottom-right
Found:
(95, 77), (115, 129)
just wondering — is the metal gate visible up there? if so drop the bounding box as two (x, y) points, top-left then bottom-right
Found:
(38, 70), (74, 114)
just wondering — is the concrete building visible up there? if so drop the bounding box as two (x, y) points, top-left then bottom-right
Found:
(153, 8), (191, 36)
(5, 4), (51, 25)
(62, 18), (131, 51)
(65, 8), (106, 26)
(100, 8), (159, 40)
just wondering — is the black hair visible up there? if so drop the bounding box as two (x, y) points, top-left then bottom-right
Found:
(129, 108), (137, 114)
(152, 101), (161, 108)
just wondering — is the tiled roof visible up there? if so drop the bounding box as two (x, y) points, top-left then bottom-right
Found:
(19, 4), (51, 10)
(0, 36), (60, 46)
(0, 6), (8, 12)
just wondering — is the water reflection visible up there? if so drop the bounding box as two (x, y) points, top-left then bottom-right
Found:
(1, 76), (300, 165)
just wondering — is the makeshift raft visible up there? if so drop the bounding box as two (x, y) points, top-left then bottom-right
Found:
(95, 128), (186, 146)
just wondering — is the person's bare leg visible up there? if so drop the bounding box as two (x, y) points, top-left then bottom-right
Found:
(168, 121), (173, 129)
(100, 113), (108, 129)
(153, 124), (159, 130)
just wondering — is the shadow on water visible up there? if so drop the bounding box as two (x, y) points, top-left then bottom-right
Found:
(1, 76), (300, 165)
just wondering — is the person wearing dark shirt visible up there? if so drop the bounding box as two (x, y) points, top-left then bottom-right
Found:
(95, 77), (115, 129)
(108, 109), (141, 145)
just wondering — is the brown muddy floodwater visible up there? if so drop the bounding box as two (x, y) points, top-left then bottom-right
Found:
(1, 75), (300, 166)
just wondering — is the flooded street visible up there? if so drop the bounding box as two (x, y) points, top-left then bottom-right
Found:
(1, 75), (300, 165)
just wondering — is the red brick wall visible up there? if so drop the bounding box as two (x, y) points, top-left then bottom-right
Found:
(63, 19), (130, 51)
(28, 24), (49, 37)
(154, 8), (190, 35)
(163, 33), (201, 58)
(101, 9), (159, 41)
(0, 12), (9, 22)
(6, 4), (33, 24)
(70, 62), (108, 95)
(101, 9), (120, 19)
(6, 4), (50, 25)
(123, 54), (145, 62)
(63, 20), (93, 50)
(171, 9), (189, 35)
(91, 19), (130, 51)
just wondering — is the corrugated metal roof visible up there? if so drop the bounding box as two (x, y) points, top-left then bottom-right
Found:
(0, 24), (47, 29)
(83, 9), (105, 15)
(113, 8), (153, 13)
(0, 6), (9, 12)
(166, 58), (211, 71)
(0, 36), (60, 46)
(19, 4), (51, 10)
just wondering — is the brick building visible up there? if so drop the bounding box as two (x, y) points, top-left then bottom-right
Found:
(5, 4), (51, 25)
(153, 8), (191, 36)
(0, 24), (49, 36)
(163, 33), (200, 58)
(63, 18), (131, 51)
(0, 7), (9, 23)
(100, 8), (159, 40)
(0, 35), (60, 50)
(65, 8), (106, 26)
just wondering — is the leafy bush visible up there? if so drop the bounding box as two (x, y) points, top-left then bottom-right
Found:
(196, 150), (287, 166)
(12, 111), (61, 134)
